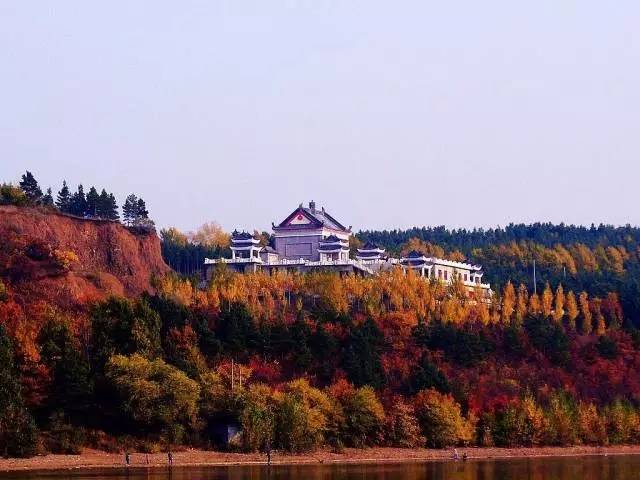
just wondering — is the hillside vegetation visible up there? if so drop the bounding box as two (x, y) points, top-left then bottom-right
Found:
(2, 172), (640, 458)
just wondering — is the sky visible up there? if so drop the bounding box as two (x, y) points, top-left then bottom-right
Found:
(1, 1), (639, 233)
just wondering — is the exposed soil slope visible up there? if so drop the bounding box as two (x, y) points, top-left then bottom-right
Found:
(0, 205), (169, 305)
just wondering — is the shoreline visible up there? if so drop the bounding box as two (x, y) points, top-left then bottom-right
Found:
(2, 446), (640, 473)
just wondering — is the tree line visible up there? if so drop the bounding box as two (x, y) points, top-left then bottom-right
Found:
(1, 171), (151, 227)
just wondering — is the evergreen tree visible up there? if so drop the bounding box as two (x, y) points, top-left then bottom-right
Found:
(0, 325), (38, 457)
(136, 198), (149, 219)
(42, 187), (54, 207)
(122, 194), (138, 225)
(96, 189), (109, 218)
(38, 320), (93, 422)
(85, 186), (99, 217)
(69, 184), (87, 217)
(56, 181), (72, 213)
(19, 171), (42, 202)
(106, 193), (120, 220)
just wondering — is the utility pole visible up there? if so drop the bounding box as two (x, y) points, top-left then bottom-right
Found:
(533, 260), (537, 295)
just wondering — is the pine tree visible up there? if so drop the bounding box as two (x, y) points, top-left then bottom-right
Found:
(136, 198), (149, 219)
(56, 181), (72, 212)
(42, 187), (54, 207)
(69, 185), (87, 217)
(122, 194), (138, 225)
(96, 189), (109, 218)
(19, 171), (42, 202)
(107, 193), (119, 220)
(85, 186), (100, 217)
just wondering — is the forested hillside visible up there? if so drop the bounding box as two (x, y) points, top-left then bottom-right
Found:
(3, 172), (640, 459)
(357, 224), (640, 326)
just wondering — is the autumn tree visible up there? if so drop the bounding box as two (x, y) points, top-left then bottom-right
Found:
(413, 388), (473, 448)
(515, 284), (529, 326)
(579, 292), (593, 334)
(501, 281), (516, 323)
(553, 284), (565, 323)
(565, 291), (579, 331)
(190, 222), (231, 249)
(541, 283), (553, 318)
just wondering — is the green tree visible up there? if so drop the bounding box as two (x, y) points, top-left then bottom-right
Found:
(0, 325), (38, 457)
(42, 187), (54, 207)
(136, 198), (149, 219)
(96, 189), (119, 220)
(69, 184), (87, 217)
(105, 354), (200, 442)
(275, 379), (334, 452)
(343, 318), (385, 389)
(56, 180), (72, 212)
(38, 319), (93, 422)
(91, 297), (162, 369)
(405, 353), (450, 395)
(85, 186), (100, 217)
(122, 194), (137, 225)
(19, 170), (42, 202)
(240, 384), (276, 452)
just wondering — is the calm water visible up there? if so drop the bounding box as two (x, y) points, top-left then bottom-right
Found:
(2, 456), (640, 480)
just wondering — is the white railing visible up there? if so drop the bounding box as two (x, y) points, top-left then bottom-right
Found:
(204, 257), (262, 264)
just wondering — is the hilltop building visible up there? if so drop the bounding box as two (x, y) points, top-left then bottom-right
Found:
(203, 201), (491, 295)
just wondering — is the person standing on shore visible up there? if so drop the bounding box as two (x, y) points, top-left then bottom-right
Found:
(125, 452), (131, 466)
(168, 451), (173, 466)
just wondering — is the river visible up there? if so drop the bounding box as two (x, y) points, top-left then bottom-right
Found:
(2, 455), (640, 480)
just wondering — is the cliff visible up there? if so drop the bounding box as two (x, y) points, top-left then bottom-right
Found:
(0, 205), (170, 306)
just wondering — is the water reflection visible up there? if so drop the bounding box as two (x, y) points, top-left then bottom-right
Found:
(2, 455), (639, 480)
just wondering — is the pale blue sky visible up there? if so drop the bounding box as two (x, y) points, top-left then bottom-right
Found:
(1, 2), (639, 232)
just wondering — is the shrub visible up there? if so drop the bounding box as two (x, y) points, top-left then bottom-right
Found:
(492, 397), (544, 447)
(413, 388), (474, 448)
(542, 391), (579, 446)
(328, 380), (385, 447)
(275, 379), (334, 452)
(53, 249), (79, 272)
(384, 397), (424, 447)
(577, 402), (607, 445)
(0, 183), (28, 206)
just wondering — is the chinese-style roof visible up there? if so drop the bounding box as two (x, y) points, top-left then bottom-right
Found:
(320, 234), (345, 243)
(406, 250), (427, 259)
(231, 230), (255, 240)
(274, 202), (349, 232)
(361, 241), (383, 250)
(356, 251), (383, 258)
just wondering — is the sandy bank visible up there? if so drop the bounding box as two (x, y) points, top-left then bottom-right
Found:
(2, 445), (640, 473)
